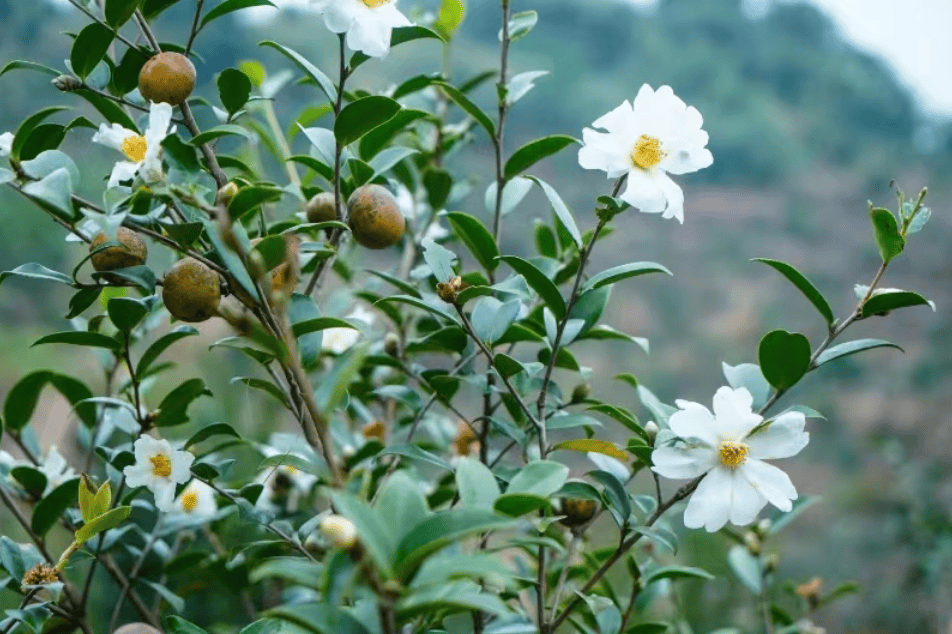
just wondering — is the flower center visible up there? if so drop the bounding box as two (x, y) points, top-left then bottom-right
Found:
(150, 454), (172, 478)
(181, 492), (198, 512)
(630, 134), (665, 170)
(121, 134), (148, 163)
(360, 0), (391, 8)
(718, 441), (749, 469)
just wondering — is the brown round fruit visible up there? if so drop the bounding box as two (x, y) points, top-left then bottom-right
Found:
(113, 624), (163, 634)
(90, 227), (147, 273)
(139, 52), (196, 106)
(559, 498), (598, 527)
(162, 257), (221, 323)
(306, 192), (338, 224)
(347, 185), (405, 249)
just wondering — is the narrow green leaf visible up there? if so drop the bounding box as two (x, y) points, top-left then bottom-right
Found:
(814, 339), (903, 367)
(70, 23), (114, 79)
(583, 262), (672, 291)
(435, 81), (495, 140)
(445, 211), (499, 272)
(861, 290), (935, 318)
(868, 206), (905, 262)
(104, 0), (143, 28)
(259, 41), (336, 104)
(137, 325), (199, 377)
(201, 0), (275, 29)
(497, 255), (565, 319)
(33, 331), (121, 351)
(753, 258), (834, 326)
(527, 177), (582, 248)
(504, 135), (578, 179)
(75, 506), (131, 544)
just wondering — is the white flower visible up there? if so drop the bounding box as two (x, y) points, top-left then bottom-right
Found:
(171, 480), (217, 520)
(255, 446), (318, 512)
(320, 514), (358, 549)
(578, 84), (713, 223)
(92, 101), (174, 189)
(322, 305), (375, 354)
(311, 0), (412, 58)
(0, 132), (13, 157)
(123, 435), (194, 512)
(40, 446), (76, 495)
(651, 386), (809, 532)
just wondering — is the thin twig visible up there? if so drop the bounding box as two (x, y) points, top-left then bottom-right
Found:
(185, 0), (204, 57)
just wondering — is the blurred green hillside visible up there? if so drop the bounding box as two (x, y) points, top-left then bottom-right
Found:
(1, 1), (950, 632)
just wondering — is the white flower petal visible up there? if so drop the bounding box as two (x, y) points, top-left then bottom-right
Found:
(651, 443), (716, 479)
(170, 449), (195, 484)
(578, 129), (631, 177)
(0, 132), (13, 157)
(620, 168), (666, 213)
(668, 400), (718, 445)
(741, 459), (797, 512)
(93, 124), (136, 153)
(346, 20), (391, 58)
(319, 0), (359, 33)
(123, 464), (152, 489)
(152, 480), (177, 512)
(746, 411), (809, 460)
(146, 102), (174, 144)
(728, 470), (768, 526)
(108, 161), (140, 189)
(591, 99), (633, 132)
(711, 386), (762, 439)
(683, 467), (733, 532)
(657, 171), (685, 223)
(379, 3), (412, 28)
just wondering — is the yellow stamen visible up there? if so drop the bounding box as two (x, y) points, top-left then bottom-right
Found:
(121, 134), (148, 163)
(718, 441), (748, 469)
(630, 134), (665, 170)
(150, 454), (172, 478)
(181, 492), (198, 512)
(361, 0), (391, 7)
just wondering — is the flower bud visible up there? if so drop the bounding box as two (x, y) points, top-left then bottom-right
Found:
(113, 623), (163, 634)
(216, 181), (239, 206)
(756, 518), (771, 536)
(763, 553), (779, 573)
(320, 514), (358, 550)
(645, 421), (659, 440)
(384, 332), (400, 357)
(362, 421), (386, 442)
(436, 276), (466, 304)
(743, 530), (761, 556)
(52, 75), (82, 92)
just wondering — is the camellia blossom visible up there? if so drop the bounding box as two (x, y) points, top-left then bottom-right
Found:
(39, 446), (77, 495)
(311, 0), (412, 59)
(123, 435), (194, 512)
(0, 132), (13, 157)
(651, 386), (809, 532)
(255, 445), (318, 512)
(320, 514), (358, 549)
(92, 101), (174, 188)
(172, 480), (218, 520)
(578, 84), (713, 223)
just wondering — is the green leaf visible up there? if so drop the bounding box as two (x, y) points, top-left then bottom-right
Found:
(163, 616), (211, 634)
(141, 0), (180, 19)
(154, 379), (212, 427)
(70, 23), (114, 79)
(377, 295), (459, 324)
(380, 444), (453, 472)
(814, 339), (903, 367)
(395, 509), (513, 579)
(349, 26), (444, 71)
(626, 623), (669, 634)
(435, 81), (495, 140)
(12, 107), (70, 160)
(861, 290), (935, 318)
(553, 438), (628, 461)
(868, 206), (905, 262)
(497, 256), (565, 319)
(32, 478), (81, 537)
(189, 124), (252, 146)
(470, 297), (520, 344)
(75, 506), (131, 544)
(727, 545), (762, 593)
(201, 0), (276, 29)
(266, 603), (371, 634)
(506, 460), (569, 497)
(288, 294), (323, 369)
(527, 177), (582, 248)
(203, 219), (259, 302)
(0, 60), (61, 79)
(21, 168), (74, 218)
(291, 317), (355, 337)
(504, 135), (578, 179)
(758, 330), (811, 391)
(2, 371), (96, 431)
(137, 325), (199, 377)
(399, 580), (512, 617)
(455, 457), (501, 509)
(583, 262), (672, 291)
(506, 10), (538, 42)
(0, 263), (74, 289)
(421, 238), (457, 281)
(376, 472), (430, 543)
(33, 331), (121, 351)
(330, 492), (396, 576)
(493, 353), (526, 379)
(107, 296), (150, 332)
(228, 185), (283, 220)
(104, 0), (143, 27)
(435, 0), (466, 39)
(644, 565), (714, 584)
(752, 258), (835, 326)
(335, 96), (402, 146)
(218, 67), (253, 115)
(422, 168), (452, 210)
(91, 265), (156, 293)
(11, 467), (47, 499)
(589, 469), (631, 527)
(186, 422), (241, 448)
(233, 377), (290, 408)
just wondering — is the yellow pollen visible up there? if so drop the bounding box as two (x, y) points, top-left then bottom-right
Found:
(181, 492), (198, 512)
(121, 134), (148, 163)
(360, 0), (391, 7)
(150, 454), (172, 478)
(285, 465), (298, 474)
(718, 441), (748, 468)
(630, 134), (665, 170)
